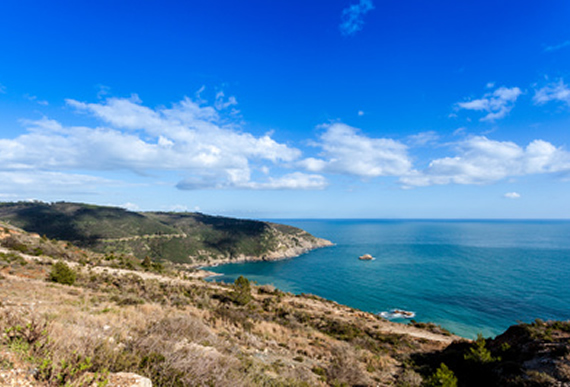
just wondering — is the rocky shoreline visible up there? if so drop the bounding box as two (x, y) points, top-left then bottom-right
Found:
(195, 235), (334, 269)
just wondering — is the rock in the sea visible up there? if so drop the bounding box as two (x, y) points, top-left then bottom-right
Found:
(107, 372), (152, 387)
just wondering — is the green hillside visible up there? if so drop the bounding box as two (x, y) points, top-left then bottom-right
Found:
(0, 201), (331, 265)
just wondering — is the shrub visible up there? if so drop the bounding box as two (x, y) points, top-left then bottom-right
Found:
(231, 275), (252, 306)
(424, 363), (457, 387)
(463, 334), (499, 364)
(142, 255), (152, 269)
(397, 369), (422, 387)
(49, 261), (77, 285)
(326, 345), (369, 386)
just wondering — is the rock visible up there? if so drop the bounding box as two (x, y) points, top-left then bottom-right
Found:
(107, 372), (152, 387)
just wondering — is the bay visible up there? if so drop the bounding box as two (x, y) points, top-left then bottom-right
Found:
(206, 220), (570, 338)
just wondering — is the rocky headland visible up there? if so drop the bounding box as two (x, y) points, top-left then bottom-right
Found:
(0, 201), (332, 267)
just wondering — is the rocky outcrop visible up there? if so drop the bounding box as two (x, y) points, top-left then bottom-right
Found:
(107, 372), (152, 387)
(195, 224), (333, 266)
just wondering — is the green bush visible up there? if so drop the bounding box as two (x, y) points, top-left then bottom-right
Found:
(49, 261), (76, 285)
(231, 275), (252, 306)
(424, 363), (457, 387)
(464, 334), (499, 364)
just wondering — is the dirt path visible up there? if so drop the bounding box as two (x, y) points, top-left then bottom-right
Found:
(1, 246), (463, 345)
(100, 233), (187, 242)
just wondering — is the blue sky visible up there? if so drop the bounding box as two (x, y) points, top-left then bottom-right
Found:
(1, 0), (570, 218)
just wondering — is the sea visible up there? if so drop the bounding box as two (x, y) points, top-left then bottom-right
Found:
(206, 220), (570, 339)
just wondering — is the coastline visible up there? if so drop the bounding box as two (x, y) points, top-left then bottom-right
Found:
(194, 236), (333, 270)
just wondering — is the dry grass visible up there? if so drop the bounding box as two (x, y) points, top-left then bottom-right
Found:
(0, 233), (458, 386)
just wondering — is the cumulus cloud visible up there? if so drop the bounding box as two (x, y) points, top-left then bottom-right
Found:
(340, 0), (374, 36)
(456, 85), (522, 121)
(400, 136), (570, 187)
(300, 123), (412, 178)
(0, 94), (316, 192)
(533, 79), (570, 106)
(504, 192), (521, 199)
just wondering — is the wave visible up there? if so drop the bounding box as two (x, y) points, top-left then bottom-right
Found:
(379, 309), (416, 319)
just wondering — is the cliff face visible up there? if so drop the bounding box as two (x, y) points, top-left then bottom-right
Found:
(0, 201), (332, 265)
(192, 222), (333, 265)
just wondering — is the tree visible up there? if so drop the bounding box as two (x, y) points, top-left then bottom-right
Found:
(424, 363), (458, 387)
(232, 275), (252, 305)
(464, 334), (499, 364)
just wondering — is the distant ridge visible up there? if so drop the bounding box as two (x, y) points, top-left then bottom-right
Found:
(0, 201), (332, 265)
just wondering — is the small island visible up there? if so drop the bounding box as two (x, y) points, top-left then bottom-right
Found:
(359, 253), (374, 260)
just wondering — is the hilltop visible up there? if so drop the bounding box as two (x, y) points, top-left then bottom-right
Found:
(0, 201), (332, 266)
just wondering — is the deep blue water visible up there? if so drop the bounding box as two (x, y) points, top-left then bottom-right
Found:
(206, 220), (570, 338)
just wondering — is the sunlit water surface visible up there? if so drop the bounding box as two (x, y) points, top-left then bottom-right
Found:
(207, 220), (570, 338)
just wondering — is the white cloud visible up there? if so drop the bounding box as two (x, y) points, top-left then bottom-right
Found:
(166, 204), (189, 212)
(400, 136), (570, 187)
(358, 110), (365, 116)
(245, 172), (327, 190)
(300, 123), (412, 178)
(340, 0), (374, 36)
(0, 94), (311, 192)
(544, 40), (570, 52)
(214, 91), (238, 111)
(120, 202), (140, 211)
(407, 131), (439, 147)
(456, 85), (522, 121)
(24, 94), (49, 105)
(533, 79), (570, 106)
(177, 172), (327, 190)
(504, 192), (521, 199)
(453, 127), (467, 136)
(96, 84), (111, 99)
(0, 170), (117, 194)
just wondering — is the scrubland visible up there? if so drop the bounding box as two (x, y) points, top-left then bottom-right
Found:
(1, 221), (568, 386)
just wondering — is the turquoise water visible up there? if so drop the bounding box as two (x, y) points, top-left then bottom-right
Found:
(206, 220), (570, 338)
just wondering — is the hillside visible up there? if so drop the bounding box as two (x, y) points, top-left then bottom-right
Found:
(0, 219), (458, 386)
(0, 201), (332, 266)
(1, 221), (569, 386)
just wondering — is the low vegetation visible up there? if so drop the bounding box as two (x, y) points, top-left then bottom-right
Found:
(0, 201), (331, 265)
(1, 218), (569, 386)
(410, 319), (570, 386)
(49, 261), (77, 285)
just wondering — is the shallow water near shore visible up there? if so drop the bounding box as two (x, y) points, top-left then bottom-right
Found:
(207, 220), (570, 339)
